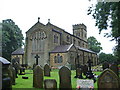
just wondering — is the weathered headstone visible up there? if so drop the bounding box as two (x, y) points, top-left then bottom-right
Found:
(74, 68), (83, 79)
(8, 65), (16, 85)
(102, 62), (109, 70)
(59, 66), (72, 89)
(98, 69), (119, 89)
(82, 65), (88, 75)
(33, 65), (43, 88)
(86, 59), (94, 79)
(110, 63), (119, 77)
(0, 57), (12, 90)
(19, 67), (25, 75)
(44, 79), (57, 89)
(44, 64), (50, 76)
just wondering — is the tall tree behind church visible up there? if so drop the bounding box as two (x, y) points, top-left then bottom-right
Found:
(2, 19), (24, 61)
(87, 36), (102, 53)
(88, 1), (120, 63)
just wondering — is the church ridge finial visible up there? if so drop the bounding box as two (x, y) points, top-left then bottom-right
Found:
(48, 19), (50, 23)
(38, 17), (40, 22)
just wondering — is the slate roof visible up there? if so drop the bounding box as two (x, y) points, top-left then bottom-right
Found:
(76, 46), (97, 54)
(50, 44), (73, 53)
(12, 48), (24, 55)
(0, 57), (10, 64)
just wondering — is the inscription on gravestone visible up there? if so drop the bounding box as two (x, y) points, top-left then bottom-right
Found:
(77, 79), (94, 89)
(33, 65), (43, 88)
(59, 66), (72, 89)
(98, 69), (119, 89)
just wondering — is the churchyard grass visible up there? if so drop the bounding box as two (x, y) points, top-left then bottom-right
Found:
(12, 69), (102, 89)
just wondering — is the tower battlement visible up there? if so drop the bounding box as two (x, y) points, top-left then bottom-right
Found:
(73, 23), (86, 30)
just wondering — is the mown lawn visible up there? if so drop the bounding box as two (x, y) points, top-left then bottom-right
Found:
(12, 69), (102, 89)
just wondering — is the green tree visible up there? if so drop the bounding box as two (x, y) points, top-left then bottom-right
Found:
(87, 36), (102, 53)
(88, 1), (120, 63)
(2, 19), (24, 61)
(88, 2), (120, 39)
(99, 52), (117, 63)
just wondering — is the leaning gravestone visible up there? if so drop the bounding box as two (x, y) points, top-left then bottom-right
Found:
(44, 79), (57, 89)
(59, 66), (72, 89)
(82, 65), (88, 75)
(110, 63), (119, 77)
(98, 69), (119, 89)
(44, 64), (50, 76)
(33, 65), (43, 88)
(8, 65), (16, 85)
(102, 62), (109, 70)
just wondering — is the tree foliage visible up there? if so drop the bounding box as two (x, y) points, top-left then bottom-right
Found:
(88, 2), (120, 39)
(99, 52), (117, 63)
(88, 1), (120, 63)
(2, 19), (24, 61)
(87, 36), (102, 53)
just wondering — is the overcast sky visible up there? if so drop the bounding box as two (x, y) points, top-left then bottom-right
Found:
(0, 0), (117, 54)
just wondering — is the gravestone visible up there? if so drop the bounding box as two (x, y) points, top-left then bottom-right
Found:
(8, 65), (16, 85)
(19, 67), (25, 75)
(44, 64), (50, 76)
(102, 62), (109, 70)
(0, 57), (12, 90)
(74, 68), (83, 79)
(12, 59), (20, 78)
(82, 65), (88, 75)
(110, 63), (119, 77)
(59, 66), (72, 89)
(33, 65), (43, 88)
(98, 69), (119, 89)
(86, 59), (94, 79)
(44, 79), (57, 89)
(77, 79), (94, 89)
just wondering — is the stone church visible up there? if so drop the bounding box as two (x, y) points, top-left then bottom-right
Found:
(24, 18), (98, 69)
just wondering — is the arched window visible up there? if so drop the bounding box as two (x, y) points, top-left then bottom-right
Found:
(60, 56), (63, 63)
(57, 54), (61, 63)
(54, 35), (58, 43)
(54, 54), (63, 63)
(54, 56), (57, 63)
(67, 36), (70, 42)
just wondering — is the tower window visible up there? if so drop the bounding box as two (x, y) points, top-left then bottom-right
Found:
(78, 41), (81, 46)
(73, 39), (76, 44)
(67, 36), (70, 42)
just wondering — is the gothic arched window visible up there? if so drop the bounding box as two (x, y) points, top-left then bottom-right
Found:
(54, 35), (58, 43)
(54, 56), (57, 63)
(54, 54), (63, 63)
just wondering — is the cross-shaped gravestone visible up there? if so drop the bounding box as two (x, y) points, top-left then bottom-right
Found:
(34, 54), (40, 65)
(86, 57), (94, 80)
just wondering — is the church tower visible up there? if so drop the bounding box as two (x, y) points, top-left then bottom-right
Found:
(73, 24), (87, 42)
